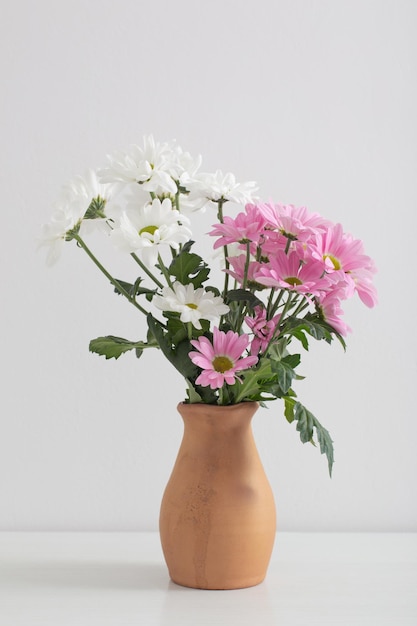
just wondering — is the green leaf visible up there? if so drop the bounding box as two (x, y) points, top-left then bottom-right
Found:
(292, 402), (334, 476)
(89, 336), (154, 360)
(185, 379), (203, 404)
(233, 358), (274, 403)
(168, 251), (210, 288)
(113, 278), (157, 301)
(270, 360), (295, 394)
(166, 318), (188, 345)
(226, 289), (263, 311)
(284, 395), (296, 423)
(146, 314), (197, 380)
(282, 353), (301, 369)
(283, 314), (346, 351)
(294, 402), (315, 443)
(290, 328), (309, 350)
(284, 317), (332, 343)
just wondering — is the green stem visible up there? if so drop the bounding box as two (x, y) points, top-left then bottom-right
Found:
(284, 237), (292, 254)
(270, 289), (285, 317)
(292, 296), (309, 318)
(74, 235), (149, 316)
(130, 252), (164, 289)
(235, 242), (251, 331)
(157, 253), (173, 288)
(266, 288), (276, 318)
(278, 292), (297, 327)
(217, 201), (230, 298)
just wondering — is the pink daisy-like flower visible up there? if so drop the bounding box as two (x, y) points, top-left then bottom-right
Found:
(189, 327), (258, 389)
(257, 203), (332, 241)
(311, 223), (377, 307)
(209, 204), (267, 249)
(315, 291), (351, 336)
(311, 223), (371, 273)
(245, 306), (281, 355)
(255, 250), (332, 296)
(226, 254), (263, 287)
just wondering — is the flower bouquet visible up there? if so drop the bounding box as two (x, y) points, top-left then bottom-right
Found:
(40, 136), (377, 476)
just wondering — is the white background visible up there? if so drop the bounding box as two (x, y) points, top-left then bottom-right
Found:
(1, 0), (416, 532)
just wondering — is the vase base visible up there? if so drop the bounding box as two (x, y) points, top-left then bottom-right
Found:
(169, 574), (266, 591)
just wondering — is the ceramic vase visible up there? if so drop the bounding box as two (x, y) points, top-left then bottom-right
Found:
(159, 401), (276, 589)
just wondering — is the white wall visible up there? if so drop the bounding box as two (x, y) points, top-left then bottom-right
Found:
(1, 0), (416, 531)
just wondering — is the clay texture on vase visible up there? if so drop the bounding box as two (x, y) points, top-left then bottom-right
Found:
(159, 402), (276, 590)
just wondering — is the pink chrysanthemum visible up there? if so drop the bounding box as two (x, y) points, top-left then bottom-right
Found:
(226, 254), (263, 287)
(311, 223), (377, 307)
(257, 203), (332, 241)
(315, 291), (351, 336)
(255, 250), (332, 296)
(245, 306), (281, 355)
(209, 204), (267, 249)
(189, 327), (258, 389)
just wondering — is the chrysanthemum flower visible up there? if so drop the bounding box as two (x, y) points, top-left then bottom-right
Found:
(153, 282), (229, 330)
(209, 204), (267, 248)
(311, 223), (377, 307)
(255, 251), (331, 296)
(226, 254), (264, 288)
(187, 170), (258, 211)
(245, 306), (281, 355)
(99, 135), (179, 195)
(189, 327), (258, 389)
(315, 291), (351, 336)
(38, 204), (85, 266)
(110, 198), (191, 265)
(258, 203), (331, 241)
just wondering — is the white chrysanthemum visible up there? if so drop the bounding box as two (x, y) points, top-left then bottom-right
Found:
(153, 282), (229, 330)
(99, 135), (179, 195)
(61, 169), (119, 236)
(187, 170), (258, 211)
(38, 204), (84, 266)
(110, 198), (191, 266)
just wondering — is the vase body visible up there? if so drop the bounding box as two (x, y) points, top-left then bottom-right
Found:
(159, 402), (276, 590)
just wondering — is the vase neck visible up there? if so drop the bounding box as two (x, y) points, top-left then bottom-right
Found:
(177, 402), (259, 440)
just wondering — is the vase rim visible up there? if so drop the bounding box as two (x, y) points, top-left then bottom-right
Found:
(177, 401), (259, 411)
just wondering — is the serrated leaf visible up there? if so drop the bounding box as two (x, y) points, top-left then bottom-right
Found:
(113, 278), (157, 300)
(284, 395), (296, 423)
(290, 328), (309, 350)
(292, 402), (334, 476)
(284, 314), (346, 351)
(147, 314), (197, 380)
(89, 336), (152, 360)
(226, 289), (263, 311)
(185, 379), (203, 404)
(282, 353), (301, 368)
(233, 359), (274, 403)
(270, 360), (295, 394)
(294, 403), (314, 443)
(168, 251), (209, 287)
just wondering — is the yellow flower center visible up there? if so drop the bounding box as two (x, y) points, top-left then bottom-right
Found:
(323, 254), (341, 270)
(212, 356), (234, 373)
(284, 276), (302, 286)
(186, 303), (198, 309)
(139, 225), (158, 237)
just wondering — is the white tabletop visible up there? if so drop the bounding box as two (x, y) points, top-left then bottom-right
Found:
(0, 532), (416, 625)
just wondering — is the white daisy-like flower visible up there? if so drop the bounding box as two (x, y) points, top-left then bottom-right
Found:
(153, 281), (229, 330)
(38, 204), (84, 266)
(61, 169), (119, 236)
(187, 170), (258, 211)
(99, 135), (178, 195)
(110, 198), (191, 266)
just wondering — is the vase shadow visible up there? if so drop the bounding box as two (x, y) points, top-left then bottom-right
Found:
(1, 560), (169, 591)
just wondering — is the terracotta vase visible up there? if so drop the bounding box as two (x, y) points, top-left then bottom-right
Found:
(159, 401), (276, 590)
